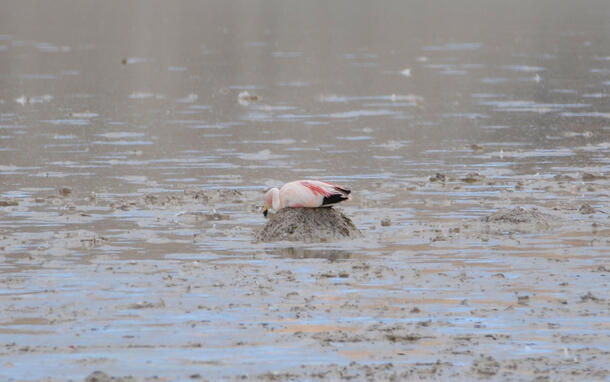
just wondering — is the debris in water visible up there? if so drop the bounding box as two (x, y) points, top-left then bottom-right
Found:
(595, 265), (609, 273)
(206, 211), (229, 221)
(461, 173), (484, 183)
(15, 94), (54, 105)
(121, 57), (149, 65)
(429, 173), (446, 182)
(58, 187), (72, 197)
(553, 174), (575, 181)
(581, 172), (605, 181)
(15, 96), (27, 106)
(579, 204), (595, 214)
(127, 300), (165, 309)
(386, 333), (430, 343)
(580, 292), (603, 303)
(238, 91), (259, 106)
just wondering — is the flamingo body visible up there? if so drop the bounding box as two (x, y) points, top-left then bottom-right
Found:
(263, 180), (351, 217)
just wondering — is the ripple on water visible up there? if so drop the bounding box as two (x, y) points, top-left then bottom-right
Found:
(561, 112), (610, 119)
(502, 65), (545, 72)
(93, 140), (153, 146)
(238, 139), (297, 145)
(581, 93), (608, 98)
(238, 149), (285, 161)
(336, 136), (373, 141)
(69, 112), (98, 118)
(481, 77), (509, 84)
(176, 93), (198, 103)
(329, 109), (397, 118)
(97, 132), (146, 139)
(271, 51), (302, 58)
(442, 113), (487, 119)
(320, 94), (422, 103)
(41, 119), (90, 126)
(475, 148), (574, 159)
(479, 100), (590, 113)
(113, 175), (149, 184)
(423, 42), (481, 51)
(128, 92), (166, 100)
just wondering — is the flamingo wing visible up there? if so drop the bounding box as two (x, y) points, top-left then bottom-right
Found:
(321, 181), (351, 196)
(298, 180), (351, 206)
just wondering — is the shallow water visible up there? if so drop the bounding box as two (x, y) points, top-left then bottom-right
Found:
(1, 1), (609, 381)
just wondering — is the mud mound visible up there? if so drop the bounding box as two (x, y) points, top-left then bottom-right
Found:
(85, 371), (133, 382)
(470, 355), (501, 376)
(483, 207), (552, 224)
(255, 207), (361, 242)
(482, 207), (557, 232)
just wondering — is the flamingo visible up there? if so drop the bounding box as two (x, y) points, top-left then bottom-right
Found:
(263, 180), (351, 217)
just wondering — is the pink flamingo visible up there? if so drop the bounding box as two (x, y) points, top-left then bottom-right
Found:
(263, 180), (351, 217)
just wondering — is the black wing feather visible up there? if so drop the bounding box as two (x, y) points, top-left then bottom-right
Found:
(335, 186), (351, 195)
(322, 193), (348, 206)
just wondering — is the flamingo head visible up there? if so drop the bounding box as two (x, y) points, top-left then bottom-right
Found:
(263, 187), (280, 217)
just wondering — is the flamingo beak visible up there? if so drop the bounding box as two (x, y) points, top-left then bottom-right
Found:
(263, 207), (268, 217)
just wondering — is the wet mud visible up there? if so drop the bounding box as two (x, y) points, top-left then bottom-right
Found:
(1, 177), (608, 381)
(1, 0), (609, 381)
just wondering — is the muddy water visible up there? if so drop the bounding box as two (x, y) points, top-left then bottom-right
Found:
(1, 1), (609, 380)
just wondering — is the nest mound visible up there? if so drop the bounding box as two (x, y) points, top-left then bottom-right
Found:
(256, 207), (362, 242)
(482, 207), (557, 232)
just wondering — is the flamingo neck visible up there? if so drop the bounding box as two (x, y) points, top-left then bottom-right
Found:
(271, 188), (281, 210)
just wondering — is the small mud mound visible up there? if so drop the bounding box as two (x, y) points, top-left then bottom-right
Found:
(483, 207), (553, 224)
(85, 371), (125, 382)
(482, 207), (557, 232)
(255, 207), (362, 242)
(470, 355), (501, 376)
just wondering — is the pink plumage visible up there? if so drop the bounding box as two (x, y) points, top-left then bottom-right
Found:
(263, 180), (351, 217)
